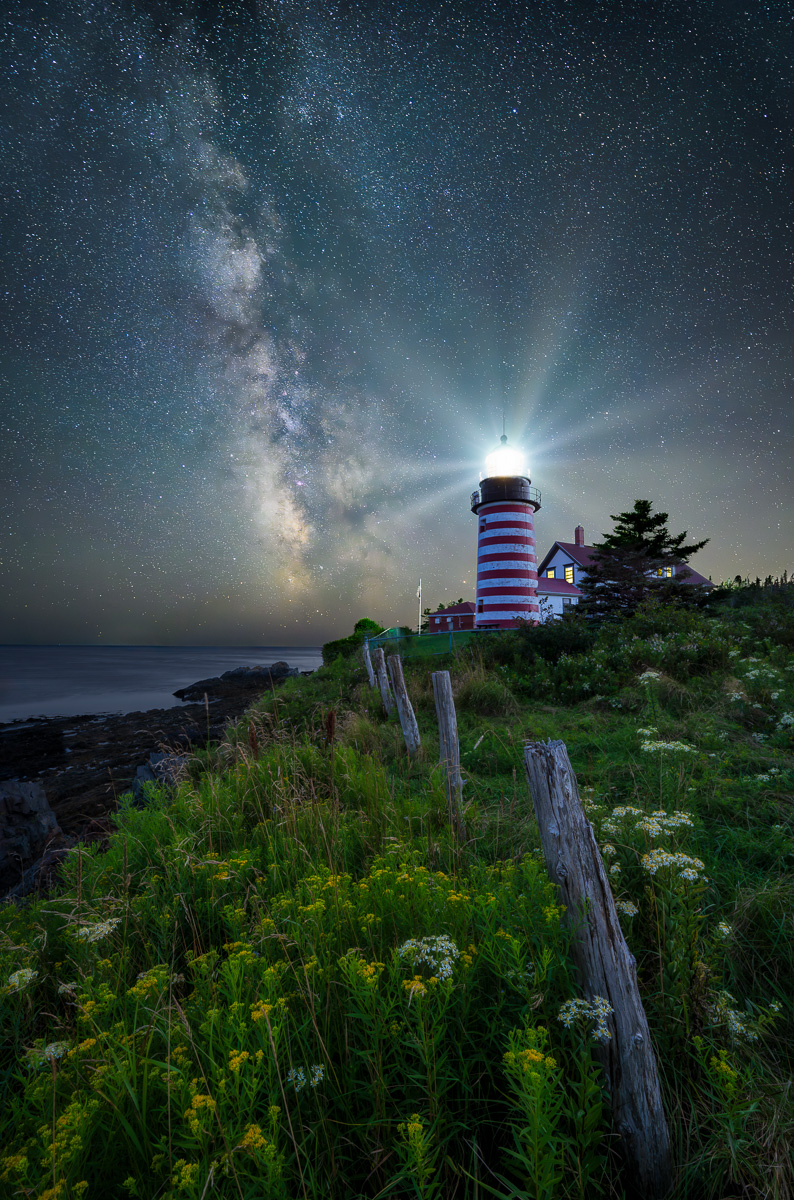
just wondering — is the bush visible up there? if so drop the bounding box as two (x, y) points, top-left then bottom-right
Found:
(322, 617), (384, 665)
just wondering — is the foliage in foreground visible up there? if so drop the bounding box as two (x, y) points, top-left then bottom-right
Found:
(2, 594), (794, 1199)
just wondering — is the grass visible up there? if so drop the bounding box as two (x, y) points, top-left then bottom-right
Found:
(1, 592), (793, 1199)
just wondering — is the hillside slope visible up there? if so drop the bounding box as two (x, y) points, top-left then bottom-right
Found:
(2, 591), (793, 1199)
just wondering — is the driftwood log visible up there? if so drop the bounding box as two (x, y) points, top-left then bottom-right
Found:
(431, 671), (466, 840)
(387, 656), (421, 756)
(523, 739), (672, 1199)
(362, 639), (376, 688)
(372, 647), (395, 716)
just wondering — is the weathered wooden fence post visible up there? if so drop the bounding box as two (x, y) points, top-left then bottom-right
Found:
(431, 671), (466, 840)
(362, 638), (376, 688)
(523, 739), (672, 1199)
(372, 647), (395, 716)
(387, 655), (421, 756)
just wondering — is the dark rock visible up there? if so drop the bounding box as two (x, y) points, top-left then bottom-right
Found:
(0, 663), (308, 901)
(0, 780), (61, 895)
(173, 662), (299, 701)
(132, 752), (191, 803)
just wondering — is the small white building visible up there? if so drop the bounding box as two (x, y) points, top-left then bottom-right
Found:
(534, 525), (589, 622)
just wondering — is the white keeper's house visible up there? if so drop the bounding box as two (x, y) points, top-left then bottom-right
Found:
(535, 525), (712, 623)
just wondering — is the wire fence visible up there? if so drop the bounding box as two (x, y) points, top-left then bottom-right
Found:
(366, 628), (494, 660)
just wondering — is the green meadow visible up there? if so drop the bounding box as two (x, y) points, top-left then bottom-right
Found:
(2, 587), (793, 1199)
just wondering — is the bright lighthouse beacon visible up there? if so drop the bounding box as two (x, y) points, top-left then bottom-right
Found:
(470, 434), (541, 628)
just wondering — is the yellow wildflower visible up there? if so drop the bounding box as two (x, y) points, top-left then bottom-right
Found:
(228, 1049), (250, 1074)
(239, 1124), (266, 1152)
(172, 1159), (200, 1191)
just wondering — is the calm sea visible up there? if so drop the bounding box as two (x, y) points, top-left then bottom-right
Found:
(0, 646), (323, 724)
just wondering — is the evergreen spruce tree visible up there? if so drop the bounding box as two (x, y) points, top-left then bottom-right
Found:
(578, 499), (709, 617)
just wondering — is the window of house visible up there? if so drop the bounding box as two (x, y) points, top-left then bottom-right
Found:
(562, 597), (574, 610)
(656, 567), (674, 578)
(546, 568), (556, 578)
(564, 564), (574, 584)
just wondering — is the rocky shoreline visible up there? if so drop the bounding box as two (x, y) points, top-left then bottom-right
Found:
(0, 661), (309, 899)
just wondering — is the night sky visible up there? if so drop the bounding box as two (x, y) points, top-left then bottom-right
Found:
(2, 0), (792, 645)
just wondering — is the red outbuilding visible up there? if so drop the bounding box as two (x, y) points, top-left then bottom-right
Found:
(426, 602), (476, 632)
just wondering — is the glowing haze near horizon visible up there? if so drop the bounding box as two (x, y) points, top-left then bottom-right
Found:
(1, 0), (792, 646)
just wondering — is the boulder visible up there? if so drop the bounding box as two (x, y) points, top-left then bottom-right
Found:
(173, 662), (299, 701)
(131, 752), (191, 803)
(0, 780), (61, 895)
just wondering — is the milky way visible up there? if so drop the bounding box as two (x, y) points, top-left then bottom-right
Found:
(1, 1), (792, 644)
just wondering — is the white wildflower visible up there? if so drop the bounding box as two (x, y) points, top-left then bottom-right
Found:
(640, 739), (696, 754)
(777, 713), (794, 729)
(398, 935), (459, 981)
(609, 863), (622, 876)
(638, 670), (661, 683)
(707, 994), (758, 1043)
(600, 844), (617, 858)
(26, 1041), (70, 1068)
(615, 900), (638, 917)
(7, 968), (38, 991)
(657, 811), (694, 829)
(288, 1067), (307, 1091)
(716, 922), (733, 939)
(641, 849), (705, 882)
(558, 995), (614, 1043)
(57, 982), (78, 996)
(73, 918), (123, 944)
(309, 1064), (324, 1088)
(637, 726), (658, 737)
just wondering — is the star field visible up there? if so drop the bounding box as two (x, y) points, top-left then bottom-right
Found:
(1, 0), (792, 643)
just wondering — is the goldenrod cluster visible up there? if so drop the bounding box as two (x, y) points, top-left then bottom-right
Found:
(184, 1092), (216, 1137)
(228, 1049), (250, 1073)
(171, 1159), (200, 1190)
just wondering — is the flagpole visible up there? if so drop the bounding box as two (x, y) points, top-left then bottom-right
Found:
(417, 579), (422, 636)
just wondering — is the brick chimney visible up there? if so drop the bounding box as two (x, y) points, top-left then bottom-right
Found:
(574, 525), (585, 546)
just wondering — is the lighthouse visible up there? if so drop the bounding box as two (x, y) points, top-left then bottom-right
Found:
(470, 435), (541, 628)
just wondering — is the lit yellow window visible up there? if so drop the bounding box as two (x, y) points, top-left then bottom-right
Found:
(546, 568), (555, 578)
(564, 565), (574, 584)
(656, 567), (673, 578)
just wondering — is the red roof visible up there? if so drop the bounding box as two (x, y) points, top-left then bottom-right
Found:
(429, 602), (476, 615)
(535, 578), (582, 596)
(537, 541), (597, 574)
(671, 565), (713, 587)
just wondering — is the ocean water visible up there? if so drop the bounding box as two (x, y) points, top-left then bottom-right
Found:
(0, 646), (323, 723)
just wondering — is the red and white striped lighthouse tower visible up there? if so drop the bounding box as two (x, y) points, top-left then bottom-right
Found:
(471, 434), (541, 628)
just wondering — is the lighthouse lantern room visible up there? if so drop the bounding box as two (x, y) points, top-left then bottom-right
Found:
(470, 435), (541, 628)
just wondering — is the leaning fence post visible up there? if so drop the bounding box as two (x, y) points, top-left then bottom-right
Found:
(431, 671), (466, 840)
(523, 739), (672, 1199)
(372, 647), (395, 716)
(387, 655), (421, 756)
(362, 638), (376, 688)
